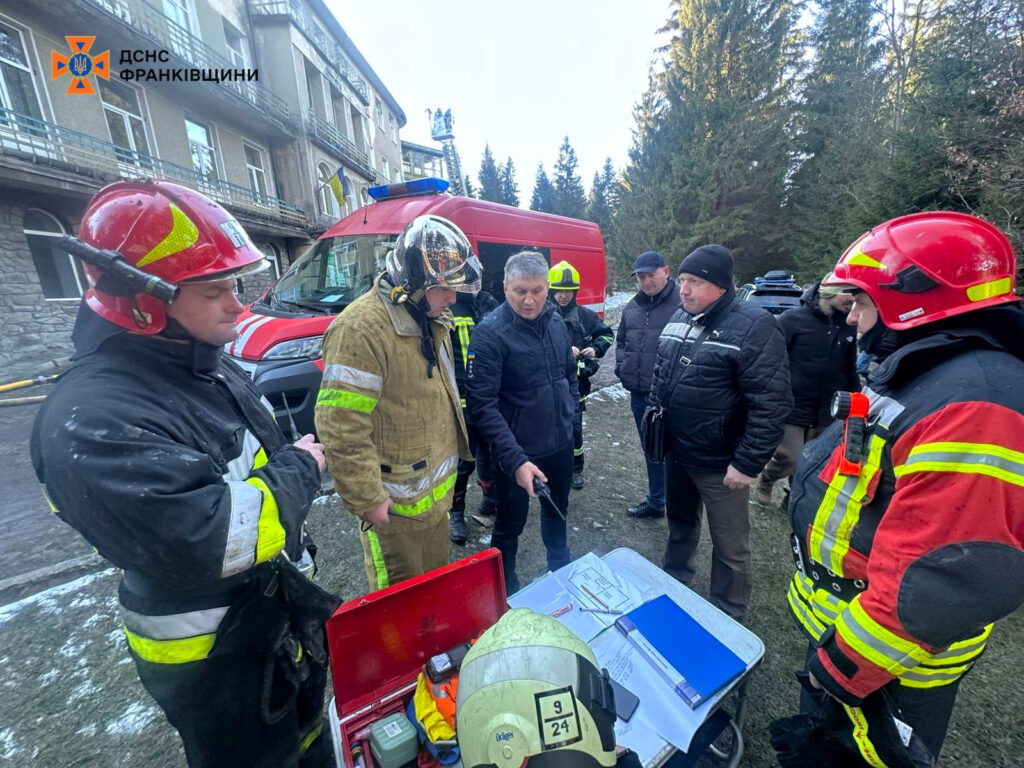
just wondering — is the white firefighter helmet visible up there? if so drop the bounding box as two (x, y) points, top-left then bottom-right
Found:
(386, 215), (482, 304)
(456, 609), (617, 768)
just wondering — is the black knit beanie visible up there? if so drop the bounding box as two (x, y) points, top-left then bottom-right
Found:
(678, 244), (733, 289)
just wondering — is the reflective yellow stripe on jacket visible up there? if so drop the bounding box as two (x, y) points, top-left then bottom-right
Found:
(382, 455), (459, 517)
(786, 572), (989, 689)
(221, 431), (285, 576)
(894, 441), (1024, 487)
(316, 363), (383, 413)
(121, 605), (228, 665)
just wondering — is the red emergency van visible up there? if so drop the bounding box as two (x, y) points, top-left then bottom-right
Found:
(226, 178), (606, 436)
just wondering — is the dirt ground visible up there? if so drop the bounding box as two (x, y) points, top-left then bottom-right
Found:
(2, 296), (1022, 766)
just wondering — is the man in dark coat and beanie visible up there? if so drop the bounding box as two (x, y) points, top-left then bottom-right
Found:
(752, 278), (859, 507)
(652, 244), (791, 621)
(615, 251), (681, 518)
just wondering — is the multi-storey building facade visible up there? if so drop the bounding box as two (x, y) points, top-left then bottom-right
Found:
(0, 0), (404, 378)
(402, 139), (445, 182)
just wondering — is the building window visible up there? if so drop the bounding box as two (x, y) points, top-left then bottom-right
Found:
(388, 113), (397, 143)
(316, 161), (338, 219)
(381, 157), (390, 183)
(374, 97), (383, 130)
(185, 117), (218, 182)
(223, 20), (245, 68)
(261, 243), (280, 279)
(244, 143), (267, 201)
(162, 0), (198, 58)
(99, 78), (150, 164)
(24, 209), (83, 300)
(0, 21), (42, 120)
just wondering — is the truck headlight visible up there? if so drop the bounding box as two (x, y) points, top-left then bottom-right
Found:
(262, 336), (324, 360)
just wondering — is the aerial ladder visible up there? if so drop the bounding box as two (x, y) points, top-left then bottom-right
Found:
(427, 108), (466, 197)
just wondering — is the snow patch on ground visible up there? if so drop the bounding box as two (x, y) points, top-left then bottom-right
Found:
(0, 727), (18, 759)
(604, 291), (633, 311)
(588, 382), (630, 403)
(311, 492), (339, 507)
(105, 701), (157, 735)
(0, 569), (117, 623)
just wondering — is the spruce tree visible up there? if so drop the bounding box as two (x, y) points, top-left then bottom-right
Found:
(552, 137), (587, 219)
(477, 145), (503, 203)
(530, 164), (555, 213)
(500, 158), (520, 207)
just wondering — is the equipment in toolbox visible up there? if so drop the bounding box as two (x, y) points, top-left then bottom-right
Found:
(326, 549), (507, 768)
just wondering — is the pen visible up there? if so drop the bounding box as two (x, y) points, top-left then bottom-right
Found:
(579, 606), (622, 615)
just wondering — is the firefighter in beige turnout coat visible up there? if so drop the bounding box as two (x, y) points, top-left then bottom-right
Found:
(315, 216), (479, 590)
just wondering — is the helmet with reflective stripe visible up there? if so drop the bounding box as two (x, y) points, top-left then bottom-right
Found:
(824, 212), (1018, 330)
(386, 215), (482, 307)
(78, 179), (267, 333)
(549, 260), (581, 290)
(456, 609), (616, 768)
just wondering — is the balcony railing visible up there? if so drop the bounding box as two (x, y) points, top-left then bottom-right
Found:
(306, 111), (375, 180)
(0, 107), (308, 227)
(76, 0), (294, 133)
(251, 0), (369, 103)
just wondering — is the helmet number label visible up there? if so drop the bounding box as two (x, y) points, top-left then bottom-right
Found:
(535, 687), (582, 751)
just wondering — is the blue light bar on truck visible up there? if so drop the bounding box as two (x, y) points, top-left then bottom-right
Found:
(367, 177), (450, 200)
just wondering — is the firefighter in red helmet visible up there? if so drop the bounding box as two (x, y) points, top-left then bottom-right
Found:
(31, 180), (337, 767)
(772, 212), (1024, 765)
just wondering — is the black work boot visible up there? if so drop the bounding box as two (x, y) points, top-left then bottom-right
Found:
(626, 500), (665, 519)
(571, 471), (584, 490)
(449, 493), (467, 544)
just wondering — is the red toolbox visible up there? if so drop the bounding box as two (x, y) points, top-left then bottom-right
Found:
(326, 549), (507, 767)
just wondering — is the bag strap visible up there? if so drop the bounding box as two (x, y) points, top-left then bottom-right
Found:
(649, 321), (714, 408)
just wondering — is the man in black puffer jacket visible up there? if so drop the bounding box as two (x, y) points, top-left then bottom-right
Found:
(653, 245), (791, 621)
(615, 251), (681, 518)
(467, 251), (579, 593)
(752, 280), (860, 507)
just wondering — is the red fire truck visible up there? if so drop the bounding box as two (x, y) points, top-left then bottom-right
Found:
(226, 178), (606, 435)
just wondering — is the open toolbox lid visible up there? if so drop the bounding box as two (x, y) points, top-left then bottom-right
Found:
(327, 548), (506, 718)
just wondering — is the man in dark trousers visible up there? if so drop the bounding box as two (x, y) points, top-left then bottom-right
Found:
(467, 251), (578, 593)
(654, 244), (791, 621)
(548, 259), (614, 489)
(31, 181), (335, 767)
(448, 287), (500, 543)
(752, 279), (859, 507)
(615, 250), (681, 518)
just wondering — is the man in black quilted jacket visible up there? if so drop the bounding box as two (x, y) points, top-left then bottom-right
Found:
(653, 245), (791, 621)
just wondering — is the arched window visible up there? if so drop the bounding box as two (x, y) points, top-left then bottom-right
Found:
(24, 209), (83, 299)
(261, 242), (280, 279)
(316, 161), (337, 219)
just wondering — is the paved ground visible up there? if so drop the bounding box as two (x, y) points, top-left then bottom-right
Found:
(3, 296), (1023, 766)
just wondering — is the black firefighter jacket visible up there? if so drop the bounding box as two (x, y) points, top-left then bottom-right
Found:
(31, 320), (322, 665)
(466, 301), (579, 472)
(653, 290), (792, 477)
(555, 296), (614, 400)
(778, 285), (860, 427)
(615, 279), (682, 396)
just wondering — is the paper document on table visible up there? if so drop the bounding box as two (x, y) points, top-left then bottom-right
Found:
(614, 707), (671, 767)
(562, 552), (646, 618)
(506, 571), (606, 641)
(591, 626), (711, 752)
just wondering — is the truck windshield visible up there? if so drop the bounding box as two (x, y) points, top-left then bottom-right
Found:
(268, 234), (395, 310)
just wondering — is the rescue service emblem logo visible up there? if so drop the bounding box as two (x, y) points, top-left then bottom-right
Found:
(51, 36), (110, 95)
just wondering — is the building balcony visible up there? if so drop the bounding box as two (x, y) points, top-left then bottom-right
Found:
(0, 107), (308, 229)
(305, 112), (375, 181)
(251, 0), (369, 103)
(69, 0), (295, 135)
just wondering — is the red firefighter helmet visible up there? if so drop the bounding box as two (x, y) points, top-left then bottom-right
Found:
(824, 212), (1018, 330)
(78, 179), (267, 333)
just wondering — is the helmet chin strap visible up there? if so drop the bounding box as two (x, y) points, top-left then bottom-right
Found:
(160, 317), (223, 374)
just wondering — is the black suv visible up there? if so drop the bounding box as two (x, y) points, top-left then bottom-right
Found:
(738, 270), (803, 314)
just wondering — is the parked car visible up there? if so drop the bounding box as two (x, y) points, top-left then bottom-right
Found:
(739, 270), (802, 314)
